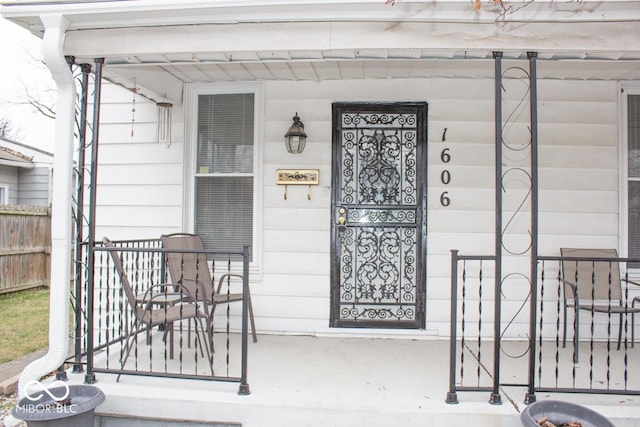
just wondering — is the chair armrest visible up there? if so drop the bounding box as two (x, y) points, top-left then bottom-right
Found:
(560, 278), (581, 310)
(560, 278), (578, 297)
(137, 283), (199, 308)
(216, 273), (245, 294)
(622, 278), (640, 287)
(176, 277), (211, 298)
(621, 279), (640, 309)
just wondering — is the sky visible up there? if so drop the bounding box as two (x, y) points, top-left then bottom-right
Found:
(0, 16), (56, 152)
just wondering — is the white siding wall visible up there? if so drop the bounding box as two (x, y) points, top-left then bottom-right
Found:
(18, 167), (51, 206)
(92, 82), (185, 240)
(95, 75), (620, 338)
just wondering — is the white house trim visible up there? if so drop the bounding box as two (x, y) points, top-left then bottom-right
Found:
(0, 185), (7, 205)
(0, 159), (34, 168)
(3, 0), (639, 28)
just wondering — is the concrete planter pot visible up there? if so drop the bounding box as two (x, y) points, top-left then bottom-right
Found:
(13, 385), (105, 427)
(521, 400), (614, 427)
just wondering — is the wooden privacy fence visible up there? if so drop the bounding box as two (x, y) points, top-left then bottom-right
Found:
(0, 205), (51, 294)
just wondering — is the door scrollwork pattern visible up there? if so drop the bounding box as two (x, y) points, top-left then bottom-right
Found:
(337, 111), (420, 324)
(341, 113), (417, 207)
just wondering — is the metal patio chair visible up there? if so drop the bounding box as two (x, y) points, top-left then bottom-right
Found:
(561, 247), (640, 362)
(103, 237), (214, 378)
(161, 233), (257, 343)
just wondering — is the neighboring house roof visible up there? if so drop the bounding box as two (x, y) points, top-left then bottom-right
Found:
(0, 137), (54, 166)
(0, 145), (34, 169)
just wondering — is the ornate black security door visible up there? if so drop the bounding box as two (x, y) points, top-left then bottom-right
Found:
(330, 102), (427, 328)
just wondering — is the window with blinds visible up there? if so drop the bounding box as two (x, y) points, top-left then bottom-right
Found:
(195, 93), (254, 255)
(628, 94), (640, 263)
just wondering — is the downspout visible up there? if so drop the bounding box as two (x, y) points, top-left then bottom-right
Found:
(17, 14), (76, 397)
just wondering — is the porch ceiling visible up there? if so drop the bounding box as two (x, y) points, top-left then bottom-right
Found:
(101, 50), (640, 105)
(3, 1), (639, 104)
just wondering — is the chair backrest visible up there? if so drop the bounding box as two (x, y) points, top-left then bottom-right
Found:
(560, 248), (622, 301)
(161, 233), (213, 301)
(103, 237), (145, 320)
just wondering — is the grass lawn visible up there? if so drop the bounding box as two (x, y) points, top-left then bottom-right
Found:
(0, 288), (50, 365)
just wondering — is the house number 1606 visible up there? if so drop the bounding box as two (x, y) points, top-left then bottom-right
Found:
(440, 130), (451, 207)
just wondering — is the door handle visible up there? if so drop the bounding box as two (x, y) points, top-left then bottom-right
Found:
(337, 207), (347, 234)
(337, 207), (347, 226)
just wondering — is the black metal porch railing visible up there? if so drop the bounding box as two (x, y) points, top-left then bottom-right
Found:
(535, 253), (640, 397)
(446, 251), (497, 404)
(70, 238), (251, 394)
(447, 250), (640, 404)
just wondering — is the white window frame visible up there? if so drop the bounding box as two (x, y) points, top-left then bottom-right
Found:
(619, 82), (640, 266)
(183, 83), (264, 276)
(0, 185), (7, 205)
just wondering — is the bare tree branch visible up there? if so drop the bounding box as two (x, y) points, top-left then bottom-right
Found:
(0, 117), (23, 142)
(10, 56), (57, 120)
(17, 89), (56, 120)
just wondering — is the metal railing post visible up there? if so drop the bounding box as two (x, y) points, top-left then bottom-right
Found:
(72, 62), (92, 374)
(491, 51), (503, 405)
(525, 51), (539, 404)
(446, 249), (460, 404)
(238, 245), (251, 395)
(84, 57), (104, 384)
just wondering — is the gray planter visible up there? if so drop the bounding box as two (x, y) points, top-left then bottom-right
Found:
(521, 400), (614, 427)
(13, 385), (105, 427)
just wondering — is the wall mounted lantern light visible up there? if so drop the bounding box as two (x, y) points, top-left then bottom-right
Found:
(284, 113), (307, 154)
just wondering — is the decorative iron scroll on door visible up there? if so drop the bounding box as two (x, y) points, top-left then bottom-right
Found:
(331, 104), (427, 329)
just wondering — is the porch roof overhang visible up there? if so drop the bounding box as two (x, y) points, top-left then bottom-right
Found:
(1, 0), (640, 104)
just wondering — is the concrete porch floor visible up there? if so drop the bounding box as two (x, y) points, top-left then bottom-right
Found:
(61, 334), (640, 427)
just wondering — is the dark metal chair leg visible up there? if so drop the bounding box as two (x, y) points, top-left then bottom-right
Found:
(617, 313), (623, 351)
